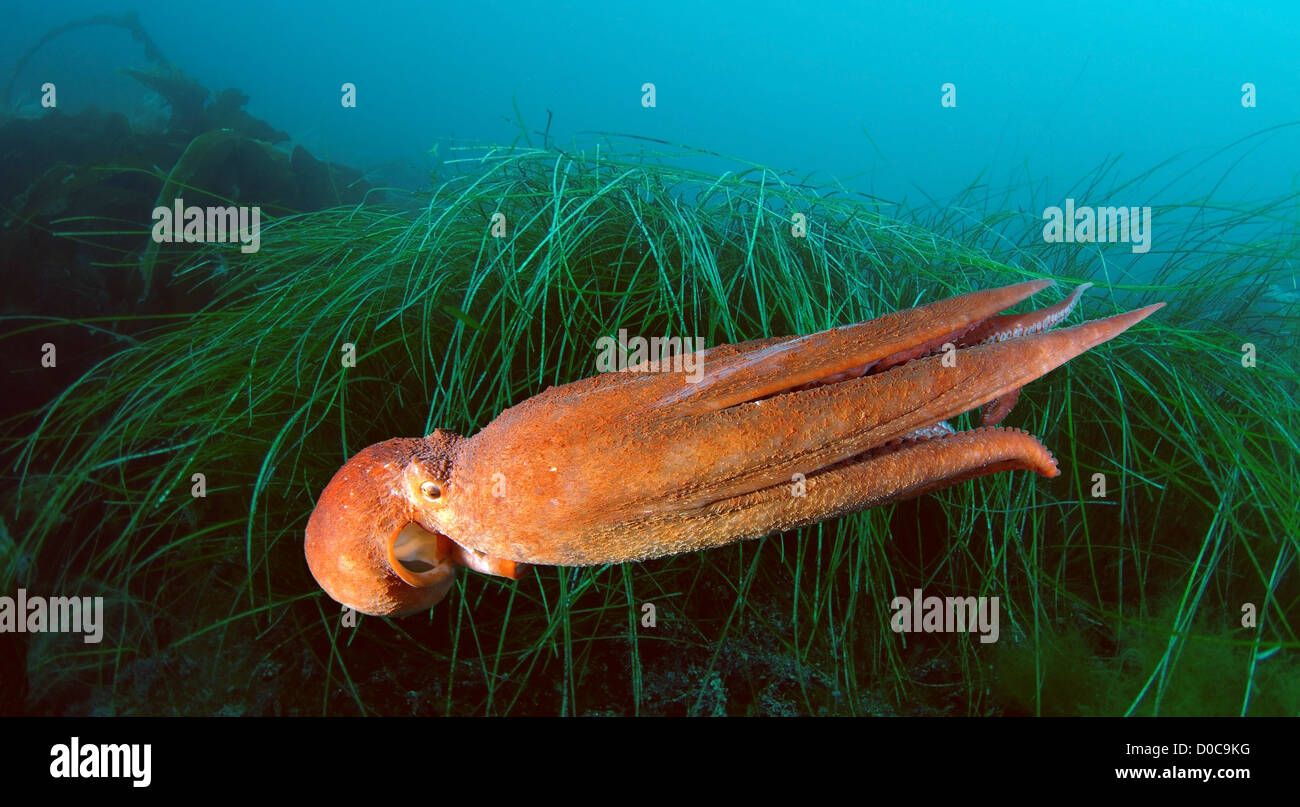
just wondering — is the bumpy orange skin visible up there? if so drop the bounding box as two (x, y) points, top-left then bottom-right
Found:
(305, 439), (456, 616)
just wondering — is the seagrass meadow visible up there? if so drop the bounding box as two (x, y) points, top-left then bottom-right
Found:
(2, 142), (1297, 716)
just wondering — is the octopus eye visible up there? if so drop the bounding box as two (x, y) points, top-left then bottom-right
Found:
(420, 481), (442, 501)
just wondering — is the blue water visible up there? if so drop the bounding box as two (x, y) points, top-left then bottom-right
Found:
(6, 1), (1298, 209)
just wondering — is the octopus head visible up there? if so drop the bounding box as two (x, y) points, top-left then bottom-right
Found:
(304, 431), (464, 617)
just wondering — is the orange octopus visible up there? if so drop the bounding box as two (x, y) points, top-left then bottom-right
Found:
(305, 280), (1161, 616)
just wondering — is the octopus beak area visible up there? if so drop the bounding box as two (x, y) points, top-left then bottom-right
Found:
(305, 439), (458, 617)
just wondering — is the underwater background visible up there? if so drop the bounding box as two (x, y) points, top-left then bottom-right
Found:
(0, 1), (1296, 715)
